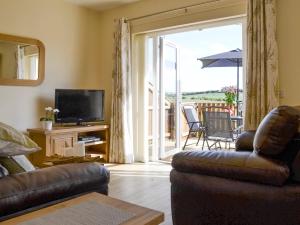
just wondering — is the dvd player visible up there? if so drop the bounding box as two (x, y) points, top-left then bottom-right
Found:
(78, 136), (101, 143)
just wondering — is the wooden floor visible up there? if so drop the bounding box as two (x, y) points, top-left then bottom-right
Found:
(106, 162), (173, 225)
(107, 141), (235, 225)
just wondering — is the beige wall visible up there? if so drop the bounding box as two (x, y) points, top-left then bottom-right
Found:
(0, 0), (104, 131)
(277, 0), (300, 105)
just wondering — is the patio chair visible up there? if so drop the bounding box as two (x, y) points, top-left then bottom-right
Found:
(182, 105), (206, 150)
(202, 107), (242, 150)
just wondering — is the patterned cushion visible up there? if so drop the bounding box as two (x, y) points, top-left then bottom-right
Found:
(0, 157), (25, 174)
(0, 122), (40, 156)
(0, 155), (35, 174)
(12, 155), (35, 172)
(254, 106), (300, 156)
(0, 163), (9, 178)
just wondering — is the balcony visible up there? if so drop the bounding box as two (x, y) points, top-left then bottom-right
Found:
(148, 98), (242, 155)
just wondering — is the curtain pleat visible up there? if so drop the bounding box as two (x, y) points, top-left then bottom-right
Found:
(109, 18), (134, 163)
(244, 0), (279, 130)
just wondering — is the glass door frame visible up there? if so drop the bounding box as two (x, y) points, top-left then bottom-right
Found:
(158, 37), (181, 159)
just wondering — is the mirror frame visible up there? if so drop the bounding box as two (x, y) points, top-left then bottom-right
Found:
(0, 33), (45, 86)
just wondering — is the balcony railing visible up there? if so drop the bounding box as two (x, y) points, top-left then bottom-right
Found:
(148, 100), (239, 140)
(148, 84), (242, 141)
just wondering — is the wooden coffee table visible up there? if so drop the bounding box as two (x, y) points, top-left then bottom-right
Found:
(2, 192), (164, 225)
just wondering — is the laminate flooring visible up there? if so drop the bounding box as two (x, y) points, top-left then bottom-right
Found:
(106, 162), (172, 225)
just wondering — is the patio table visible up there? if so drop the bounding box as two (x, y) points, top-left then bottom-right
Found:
(230, 116), (243, 133)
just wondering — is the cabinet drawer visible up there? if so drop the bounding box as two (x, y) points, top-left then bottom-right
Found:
(49, 133), (77, 156)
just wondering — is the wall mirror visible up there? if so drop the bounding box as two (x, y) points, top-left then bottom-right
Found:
(0, 33), (45, 86)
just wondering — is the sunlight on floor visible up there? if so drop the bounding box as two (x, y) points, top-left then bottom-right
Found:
(107, 163), (173, 225)
(106, 162), (172, 172)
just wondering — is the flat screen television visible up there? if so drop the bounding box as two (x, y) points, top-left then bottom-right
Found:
(55, 89), (104, 125)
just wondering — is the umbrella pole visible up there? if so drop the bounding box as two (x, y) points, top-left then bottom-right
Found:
(236, 61), (239, 116)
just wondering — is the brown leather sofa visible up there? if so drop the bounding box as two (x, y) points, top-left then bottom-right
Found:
(0, 162), (109, 221)
(171, 106), (300, 225)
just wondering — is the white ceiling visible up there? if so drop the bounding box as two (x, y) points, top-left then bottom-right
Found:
(66, 0), (142, 11)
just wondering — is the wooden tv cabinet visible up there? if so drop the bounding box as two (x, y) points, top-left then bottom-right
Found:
(27, 125), (109, 166)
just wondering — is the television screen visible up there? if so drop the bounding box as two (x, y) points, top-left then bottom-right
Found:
(55, 89), (104, 124)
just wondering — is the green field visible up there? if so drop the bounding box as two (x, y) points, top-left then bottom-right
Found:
(166, 91), (243, 102)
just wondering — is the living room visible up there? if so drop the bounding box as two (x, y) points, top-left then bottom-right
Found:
(1, 0), (300, 224)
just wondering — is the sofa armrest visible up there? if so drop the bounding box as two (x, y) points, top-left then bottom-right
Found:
(235, 130), (256, 151)
(172, 151), (289, 186)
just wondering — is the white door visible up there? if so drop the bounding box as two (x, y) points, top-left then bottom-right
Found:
(146, 36), (181, 161)
(158, 37), (181, 159)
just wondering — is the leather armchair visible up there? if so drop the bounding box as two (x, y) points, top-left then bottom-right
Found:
(171, 106), (300, 225)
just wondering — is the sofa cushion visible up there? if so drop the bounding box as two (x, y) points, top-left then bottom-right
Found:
(0, 156), (35, 174)
(0, 140), (40, 157)
(254, 106), (300, 156)
(292, 150), (300, 182)
(0, 122), (40, 156)
(0, 157), (24, 174)
(0, 164), (8, 178)
(289, 136), (300, 182)
(235, 130), (256, 152)
(172, 150), (290, 186)
(272, 136), (300, 182)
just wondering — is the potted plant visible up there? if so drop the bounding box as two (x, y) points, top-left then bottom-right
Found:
(40, 107), (59, 130)
(221, 86), (237, 115)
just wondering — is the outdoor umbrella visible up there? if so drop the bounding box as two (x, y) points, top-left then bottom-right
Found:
(197, 48), (243, 114)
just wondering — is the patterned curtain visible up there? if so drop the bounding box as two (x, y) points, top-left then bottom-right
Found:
(109, 18), (134, 163)
(244, 0), (279, 130)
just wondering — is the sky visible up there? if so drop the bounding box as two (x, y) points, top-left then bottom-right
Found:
(164, 24), (243, 93)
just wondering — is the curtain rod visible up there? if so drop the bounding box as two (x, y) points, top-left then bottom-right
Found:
(125, 0), (222, 22)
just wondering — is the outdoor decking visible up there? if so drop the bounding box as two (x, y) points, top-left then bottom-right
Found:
(182, 137), (236, 151)
(161, 137), (236, 162)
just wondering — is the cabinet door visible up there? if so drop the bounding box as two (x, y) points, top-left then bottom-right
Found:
(50, 133), (77, 156)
